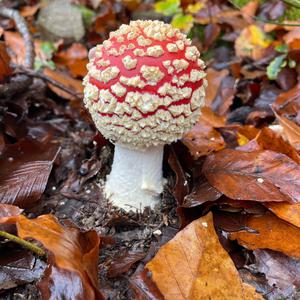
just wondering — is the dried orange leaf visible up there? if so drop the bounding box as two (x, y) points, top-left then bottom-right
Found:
(230, 213), (300, 259)
(141, 213), (263, 299)
(265, 202), (300, 228)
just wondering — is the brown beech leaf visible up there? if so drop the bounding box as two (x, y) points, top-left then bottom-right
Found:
(274, 84), (300, 116)
(0, 42), (12, 81)
(205, 68), (229, 106)
(182, 107), (225, 159)
(43, 68), (83, 100)
(230, 213), (300, 259)
(54, 43), (88, 77)
(274, 111), (300, 150)
(134, 213), (263, 300)
(264, 202), (300, 228)
(0, 214), (104, 300)
(203, 149), (300, 204)
(107, 251), (146, 278)
(0, 139), (60, 208)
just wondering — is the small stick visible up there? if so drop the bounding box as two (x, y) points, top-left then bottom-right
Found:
(16, 67), (83, 99)
(0, 230), (46, 257)
(0, 6), (34, 97)
(0, 6), (34, 69)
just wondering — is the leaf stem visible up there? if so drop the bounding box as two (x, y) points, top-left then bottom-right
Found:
(0, 230), (46, 257)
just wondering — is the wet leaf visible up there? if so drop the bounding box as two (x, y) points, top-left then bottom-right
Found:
(0, 139), (60, 208)
(107, 251), (146, 278)
(0, 214), (104, 300)
(134, 213), (263, 299)
(0, 250), (46, 290)
(264, 202), (300, 228)
(203, 149), (300, 203)
(230, 213), (300, 259)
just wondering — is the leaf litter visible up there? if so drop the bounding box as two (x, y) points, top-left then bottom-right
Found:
(1, 0), (300, 299)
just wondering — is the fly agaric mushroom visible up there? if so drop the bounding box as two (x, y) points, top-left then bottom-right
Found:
(83, 20), (206, 211)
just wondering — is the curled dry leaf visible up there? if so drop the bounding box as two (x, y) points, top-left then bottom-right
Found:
(0, 139), (60, 208)
(203, 149), (300, 203)
(132, 213), (263, 300)
(0, 213), (104, 300)
(264, 202), (300, 228)
(230, 213), (300, 259)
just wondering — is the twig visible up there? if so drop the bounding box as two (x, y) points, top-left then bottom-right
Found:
(16, 67), (83, 99)
(0, 230), (46, 257)
(0, 6), (34, 69)
(0, 6), (34, 97)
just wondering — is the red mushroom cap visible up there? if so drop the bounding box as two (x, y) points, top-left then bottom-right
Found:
(83, 20), (206, 148)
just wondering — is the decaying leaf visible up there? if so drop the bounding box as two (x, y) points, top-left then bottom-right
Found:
(230, 213), (300, 259)
(0, 139), (60, 208)
(132, 213), (263, 300)
(0, 213), (104, 300)
(0, 42), (12, 81)
(203, 149), (300, 203)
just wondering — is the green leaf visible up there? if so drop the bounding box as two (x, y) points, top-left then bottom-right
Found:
(76, 4), (96, 27)
(34, 58), (43, 71)
(154, 0), (180, 16)
(283, 0), (300, 9)
(267, 54), (287, 80)
(275, 44), (288, 53)
(40, 42), (57, 60)
(171, 13), (194, 31)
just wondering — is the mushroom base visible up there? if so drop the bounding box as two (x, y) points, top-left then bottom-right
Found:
(104, 143), (164, 211)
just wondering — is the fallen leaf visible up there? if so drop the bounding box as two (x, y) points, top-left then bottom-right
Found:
(230, 213), (300, 259)
(19, 4), (40, 17)
(0, 214), (104, 300)
(235, 25), (272, 60)
(43, 68), (84, 100)
(133, 213), (263, 299)
(54, 43), (88, 77)
(182, 107), (225, 159)
(0, 42), (12, 81)
(203, 23), (221, 50)
(205, 68), (229, 107)
(283, 27), (300, 50)
(253, 249), (300, 294)
(241, 0), (259, 23)
(0, 138), (60, 208)
(274, 83), (300, 116)
(0, 204), (23, 220)
(203, 149), (300, 203)
(107, 251), (146, 278)
(264, 202), (300, 228)
(0, 250), (46, 290)
(274, 111), (300, 150)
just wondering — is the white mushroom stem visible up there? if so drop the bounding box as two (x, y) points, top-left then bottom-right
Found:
(104, 143), (164, 211)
